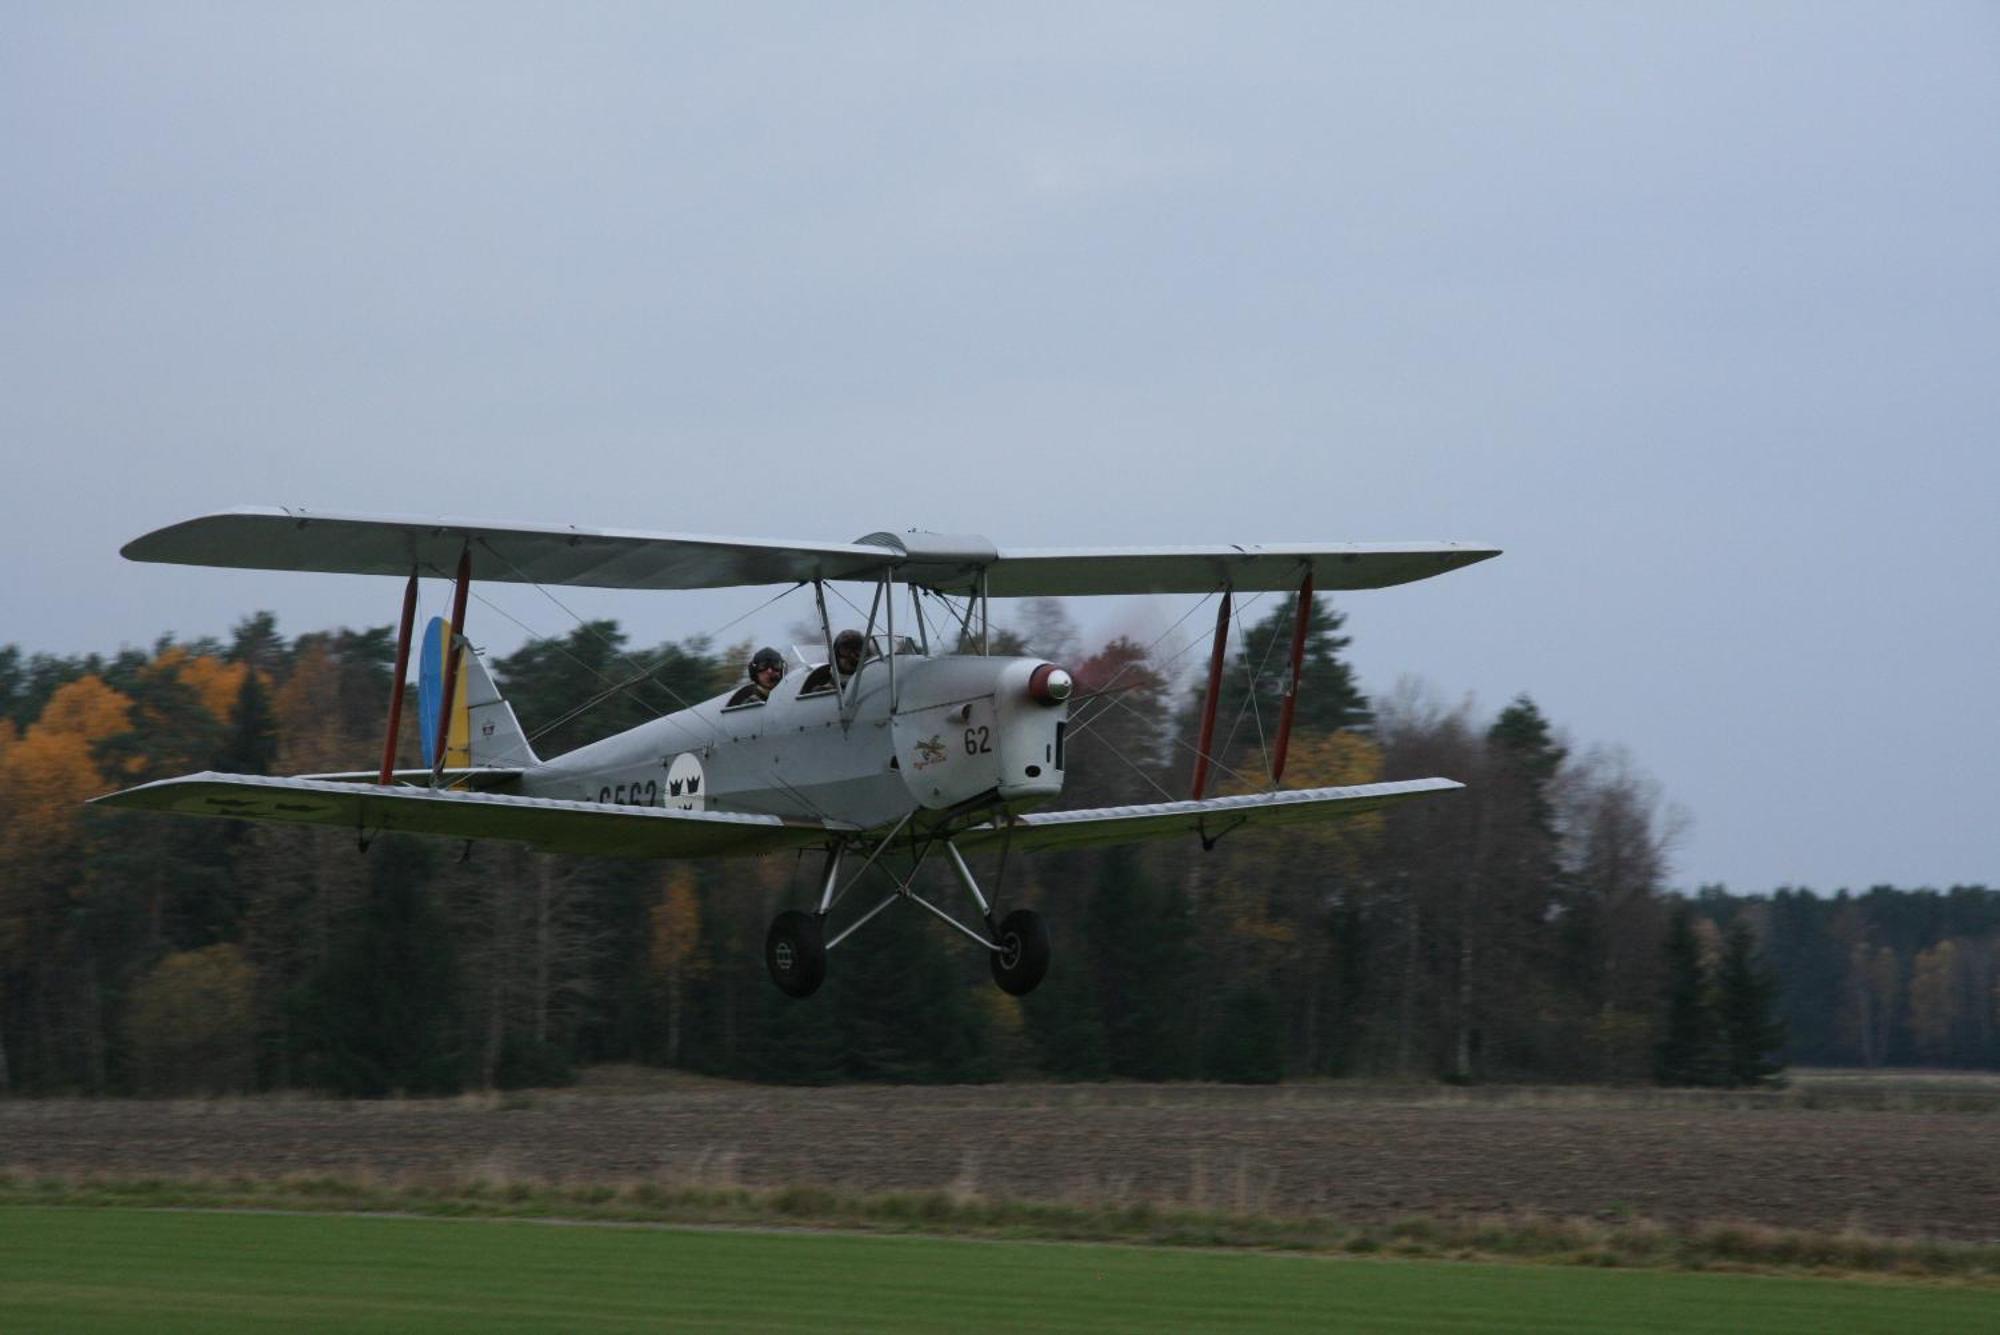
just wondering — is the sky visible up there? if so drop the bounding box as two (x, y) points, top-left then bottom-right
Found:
(4, 4), (1995, 894)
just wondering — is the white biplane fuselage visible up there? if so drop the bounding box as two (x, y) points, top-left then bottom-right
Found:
(532, 648), (1068, 832)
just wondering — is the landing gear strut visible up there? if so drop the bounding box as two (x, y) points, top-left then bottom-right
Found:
(762, 834), (1049, 999)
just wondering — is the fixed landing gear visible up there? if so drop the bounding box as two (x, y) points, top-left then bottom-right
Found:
(988, 908), (1049, 996)
(765, 910), (827, 998)
(763, 837), (1049, 999)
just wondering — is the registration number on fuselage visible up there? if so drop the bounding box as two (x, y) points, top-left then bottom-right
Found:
(593, 780), (660, 807)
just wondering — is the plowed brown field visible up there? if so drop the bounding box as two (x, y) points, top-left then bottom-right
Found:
(5, 1073), (1995, 1241)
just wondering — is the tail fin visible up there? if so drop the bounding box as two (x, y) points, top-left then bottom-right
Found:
(418, 617), (539, 770)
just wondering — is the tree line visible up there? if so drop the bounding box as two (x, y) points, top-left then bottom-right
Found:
(0, 596), (1964, 1095)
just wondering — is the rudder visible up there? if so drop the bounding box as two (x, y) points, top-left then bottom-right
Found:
(418, 617), (538, 770)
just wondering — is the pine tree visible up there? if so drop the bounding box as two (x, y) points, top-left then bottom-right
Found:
(1085, 847), (1196, 1079)
(1231, 594), (1370, 738)
(1203, 986), (1284, 1083)
(226, 612), (286, 673)
(1472, 694), (1569, 1075)
(1654, 904), (1715, 1086)
(1183, 595), (1368, 792)
(1021, 949), (1109, 1079)
(1487, 696), (1565, 843)
(829, 885), (993, 1083)
(294, 835), (463, 1096)
(752, 973), (848, 1084)
(0, 646), (21, 728)
(495, 622), (717, 757)
(215, 667), (277, 775)
(1715, 917), (1786, 1087)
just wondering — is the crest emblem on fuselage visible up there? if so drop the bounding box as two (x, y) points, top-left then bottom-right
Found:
(663, 752), (707, 811)
(911, 735), (949, 771)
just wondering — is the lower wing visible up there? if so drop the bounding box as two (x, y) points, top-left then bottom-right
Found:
(92, 772), (848, 858)
(953, 778), (1460, 854)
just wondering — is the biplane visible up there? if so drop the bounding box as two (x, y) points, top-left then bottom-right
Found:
(94, 508), (1498, 998)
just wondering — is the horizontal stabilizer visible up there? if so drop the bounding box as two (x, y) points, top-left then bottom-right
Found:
(93, 772), (847, 858)
(953, 778), (1461, 854)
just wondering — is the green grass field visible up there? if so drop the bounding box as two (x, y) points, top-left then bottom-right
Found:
(2, 1208), (1994, 1333)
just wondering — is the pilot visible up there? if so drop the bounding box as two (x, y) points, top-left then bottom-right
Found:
(728, 647), (786, 707)
(802, 629), (866, 695)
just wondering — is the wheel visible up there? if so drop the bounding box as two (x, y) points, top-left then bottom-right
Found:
(988, 908), (1050, 996)
(765, 910), (827, 998)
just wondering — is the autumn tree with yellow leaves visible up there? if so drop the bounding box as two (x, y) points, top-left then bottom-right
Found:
(0, 675), (134, 1091)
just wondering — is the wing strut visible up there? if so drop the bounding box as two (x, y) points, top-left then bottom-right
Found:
(1190, 587), (1232, 800)
(377, 568), (420, 785)
(1270, 570), (1314, 785)
(430, 545), (472, 787)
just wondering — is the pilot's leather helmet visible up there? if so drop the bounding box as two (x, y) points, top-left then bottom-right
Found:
(749, 647), (786, 681)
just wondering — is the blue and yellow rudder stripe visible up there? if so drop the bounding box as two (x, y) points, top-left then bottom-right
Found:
(416, 616), (472, 770)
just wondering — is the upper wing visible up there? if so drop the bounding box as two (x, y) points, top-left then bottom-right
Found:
(123, 508), (898, 589)
(92, 772), (847, 857)
(981, 543), (1499, 597)
(952, 778), (1460, 854)
(123, 509), (1496, 595)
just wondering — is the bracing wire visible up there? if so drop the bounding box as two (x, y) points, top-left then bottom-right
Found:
(428, 560), (683, 726)
(1217, 599), (1286, 788)
(435, 552), (845, 822)
(461, 541), (808, 741)
(1070, 717), (1181, 804)
(1065, 589), (1270, 745)
(1058, 588), (1281, 803)
(1096, 686), (1263, 796)
(1062, 591), (1220, 742)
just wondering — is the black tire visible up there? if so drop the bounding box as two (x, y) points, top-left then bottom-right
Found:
(765, 910), (827, 998)
(989, 908), (1050, 996)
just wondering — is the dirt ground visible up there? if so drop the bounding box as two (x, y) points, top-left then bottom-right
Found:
(4, 1074), (1996, 1241)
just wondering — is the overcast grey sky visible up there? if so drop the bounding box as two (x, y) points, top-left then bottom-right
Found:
(4, 4), (1995, 893)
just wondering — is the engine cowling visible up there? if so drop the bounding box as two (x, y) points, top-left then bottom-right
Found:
(890, 657), (1068, 811)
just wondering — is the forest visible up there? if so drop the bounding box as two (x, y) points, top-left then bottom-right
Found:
(0, 596), (1987, 1096)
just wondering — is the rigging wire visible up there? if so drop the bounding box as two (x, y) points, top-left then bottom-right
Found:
(1216, 596), (1287, 789)
(414, 569), (700, 791)
(1065, 589), (1271, 745)
(916, 588), (961, 655)
(460, 541), (807, 741)
(426, 560), (684, 730)
(1058, 588), (1281, 803)
(1070, 717), (1181, 805)
(440, 582), (653, 728)
(417, 554), (840, 821)
(1095, 686), (1263, 796)
(824, 580), (874, 632)
(1061, 591), (1219, 742)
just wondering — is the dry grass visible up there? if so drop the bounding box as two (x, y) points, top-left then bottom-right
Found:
(7, 1073), (1998, 1246)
